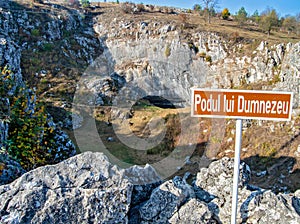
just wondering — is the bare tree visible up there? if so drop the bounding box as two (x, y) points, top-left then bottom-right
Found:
(200, 0), (218, 23)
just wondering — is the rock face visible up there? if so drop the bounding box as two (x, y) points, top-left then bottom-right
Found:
(92, 15), (300, 108)
(0, 0), (85, 184)
(276, 42), (300, 107)
(2, 152), (300, 224)
(194, 157), (300, 224)
(138, 176), (195, 223)
(0, 153), (25, 185)
(1, 2), (300, 222)
(0, 152), (133, 224)
(80, 37), (208, 108)
(169, 198), (218, 224)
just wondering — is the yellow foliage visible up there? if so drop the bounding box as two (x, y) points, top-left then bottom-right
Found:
(222, 8), (230, 20)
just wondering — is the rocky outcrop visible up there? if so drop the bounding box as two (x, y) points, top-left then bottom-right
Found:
(0, 153), (25, 185)
(0, 152), (134, 223)
(1, 2), (300, 222)
(194, 157), (300, 223)
(169, 198), (218, 223)
(2, 152), (299, 223)
(80, 36), (208, 108)
(276, 42), (300, 107)
(91, 13), (300, 108)
(137, 176), (195, 223)
(0, 0), (82, 184)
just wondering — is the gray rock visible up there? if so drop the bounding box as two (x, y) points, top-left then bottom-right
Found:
(0, 152), (133, 224)
(169, 198), (220, 224)
(195, 157), (251, 195)
(94, 38), (209, 107)
(1, 152), (300, 223)
(44, 21), (62, 41)
(195, 157), (300, 223)
(241, 190), (300, 223)
(159, 25), (171, 33)
(0, 153), (25, 185)
(276, 42), (300, 108)
(124, 163), (161, 186)
(139, 176), (195, 223)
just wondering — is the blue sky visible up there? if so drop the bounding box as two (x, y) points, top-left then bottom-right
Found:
(92, 0), (300, 17)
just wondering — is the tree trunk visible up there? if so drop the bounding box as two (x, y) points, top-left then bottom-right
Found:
(206, 2), (210, 24)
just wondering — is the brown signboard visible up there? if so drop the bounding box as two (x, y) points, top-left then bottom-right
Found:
(191, 89), (293, 121)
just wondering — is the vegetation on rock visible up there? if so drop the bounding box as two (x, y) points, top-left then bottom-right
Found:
(0, 67), (71, 170)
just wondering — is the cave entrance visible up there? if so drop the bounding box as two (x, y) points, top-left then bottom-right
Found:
(133, 96), (177, 109)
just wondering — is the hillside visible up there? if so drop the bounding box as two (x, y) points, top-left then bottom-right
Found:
(0, 1), (300, 223)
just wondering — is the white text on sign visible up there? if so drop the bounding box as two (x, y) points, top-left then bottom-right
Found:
(192, 89), (293, 121)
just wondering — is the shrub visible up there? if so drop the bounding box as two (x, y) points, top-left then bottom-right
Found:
(0, 67), (59, 170)
(198, 51), (206, 58)
(121, 2), (134, 14)
(236, 7), (248, 26)
(31, 29), (40, 37)
(221, 8), (230, 20)
(41, 43), (54, 52)
(80, 0), (90, 8)
(164, 44), (171, 57)
(193, 4), (201, 12)
(136, 3), (145, 12)
(205, 55), (212, 63)
(259, 8), (279, 35)
(251, 10), (260, 24)
(282, 16), (297, 34)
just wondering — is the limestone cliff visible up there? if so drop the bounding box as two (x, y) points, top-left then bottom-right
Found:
(0, 1), (300, 223)
(93, 15), (300, 108)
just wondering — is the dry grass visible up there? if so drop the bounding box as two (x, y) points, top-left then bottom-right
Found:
(96, 3), (300, 45)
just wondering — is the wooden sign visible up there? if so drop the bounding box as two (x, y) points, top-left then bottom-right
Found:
(191, 89), (293, 121)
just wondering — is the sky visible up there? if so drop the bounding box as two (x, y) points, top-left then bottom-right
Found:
(92, 0), (300, 17)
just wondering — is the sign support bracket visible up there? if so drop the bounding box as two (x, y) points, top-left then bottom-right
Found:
(231, 118), (243, 224)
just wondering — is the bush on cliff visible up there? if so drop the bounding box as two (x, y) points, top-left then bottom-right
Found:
(0, 67), (73, 170)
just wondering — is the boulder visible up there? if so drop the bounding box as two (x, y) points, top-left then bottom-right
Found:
(1, 153), (300, 223)
(169, 198), (220, 224)
(195, 157), (300, 223)
(0, 152), (133, 224)
(138, 176), (195, 223)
